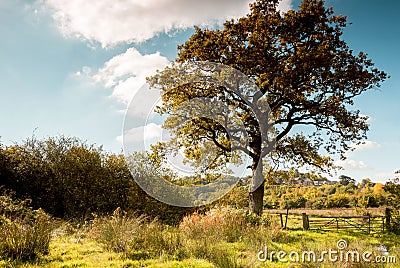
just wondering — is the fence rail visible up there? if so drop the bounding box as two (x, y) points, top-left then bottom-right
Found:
(274, 208), (392, 234)
(304, 214), (385, 233)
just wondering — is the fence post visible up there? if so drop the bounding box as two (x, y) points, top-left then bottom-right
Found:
(284, 208), (289, 230)
(280, 214), (283, 228)
(368, 216), (371, 234)
(385, 208), (391, 231)
(382, 217), (385, 232)
(302, 213), (309, 230)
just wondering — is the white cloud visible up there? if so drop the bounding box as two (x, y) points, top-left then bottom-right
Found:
(93, 47), (169, 104)
(375, 171), (397, 182)
(116, 123), (162, 144)
(336, 141), (381, 170)
(335, 159), (370, 170)
(43, 0), (293, 47)
(351, 141), (381, 151)
(277, 0), (293, 13)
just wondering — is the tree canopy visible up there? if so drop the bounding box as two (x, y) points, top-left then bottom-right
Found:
(149, 0), (387, 215)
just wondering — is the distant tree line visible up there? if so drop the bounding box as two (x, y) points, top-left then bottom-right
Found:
(263, 180), (388, 210)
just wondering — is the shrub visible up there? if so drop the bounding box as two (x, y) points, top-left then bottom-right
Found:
(357, 193), (380, 208)
(129, 221), (184, 259)
(1, 137), (197, 223)
(179, 207), (268, 243)
(279, 194), (307, 209)
(0, 209), (53, 261)
(90, 208), (185, 260)
(305, 197), (325, 209)
(264, 195), (279, 209)
(0, 191), (54, 261)
(325, 193), (350, 208)
(90, 208), (146, 253)
(217, 184), (248, 209)
(389, 210), (400, 234)
(0, 189), (34, 220)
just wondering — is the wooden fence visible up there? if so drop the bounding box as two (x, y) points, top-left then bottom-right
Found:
(302, 214), (385, 234)
(276, 208), (392, 234)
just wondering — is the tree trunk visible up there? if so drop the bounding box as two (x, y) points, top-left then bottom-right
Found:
(249, 159), (265, 216)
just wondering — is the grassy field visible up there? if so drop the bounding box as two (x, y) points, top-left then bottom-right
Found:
(1, 208), (399, 268)
(2, 230), (399, 267)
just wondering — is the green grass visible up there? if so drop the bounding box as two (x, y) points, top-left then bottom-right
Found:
(0, 235), (215, 267)
(0, 208), (399, 268)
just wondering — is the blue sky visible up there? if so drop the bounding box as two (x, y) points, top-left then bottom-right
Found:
(0, 0), (398, 183)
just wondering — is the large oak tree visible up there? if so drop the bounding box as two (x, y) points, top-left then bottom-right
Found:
(149, 0), (387, 215)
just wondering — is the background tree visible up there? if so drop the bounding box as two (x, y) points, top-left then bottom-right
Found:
(150, 0), (387, 215)
(359, 178), (374, 190)
(385, 171), (400, 209)
(339, 175), (355, 186)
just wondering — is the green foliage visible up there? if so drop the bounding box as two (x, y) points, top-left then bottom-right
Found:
(0, 210), (53, 261)
(0, 137), (195, 224)
(0, 189), (35, 220)
(0, 192), (55, 261)
(305, 197), (326, 209)
(279, 192), (307, 209)
(265, 181), (390, 210)
(90, 208), (146, 254)
(179, 207), (269, 243)
(0, 136), (132, 217)
(184, 240), (244, 268)
(339, 175), (356, 186)
(90, 207), (186, 260)
(385, 174), (400, 209)
(325, 193), (350, 208)
(384, 172), (400, 233)
(92, 207), (269, 266)
(216, 183), (249, 209)
(0, 205), (399, 267)
(149, 0), (388, 214)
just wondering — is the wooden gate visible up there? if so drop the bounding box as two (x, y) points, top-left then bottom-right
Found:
(302, 214), (385, 234)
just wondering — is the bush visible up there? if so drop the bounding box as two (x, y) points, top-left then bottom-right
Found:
(1, 137), (197, 223)
(179, 207), (268, 243)
(217, 184), (248, 209)
(0, 209), (54, 261)
(90, 208), (184, 260)
(389, 210), (400, 234)
(305, 197), (325, 209)
(129, 221), (184, 259)
(279, 194), (307, 209)
(325, 193), (350, 208)
(0, 189), (34, 220)
(90, 208), (146, 253)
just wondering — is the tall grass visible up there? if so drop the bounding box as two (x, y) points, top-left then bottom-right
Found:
(90, 207), (266, 266)
(90, 207), (146, 253)
(0, 209), (54, 261)
(90, 208), (184, 260)
(88, 207), (399, 268)
(179, 207), (269, 243)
